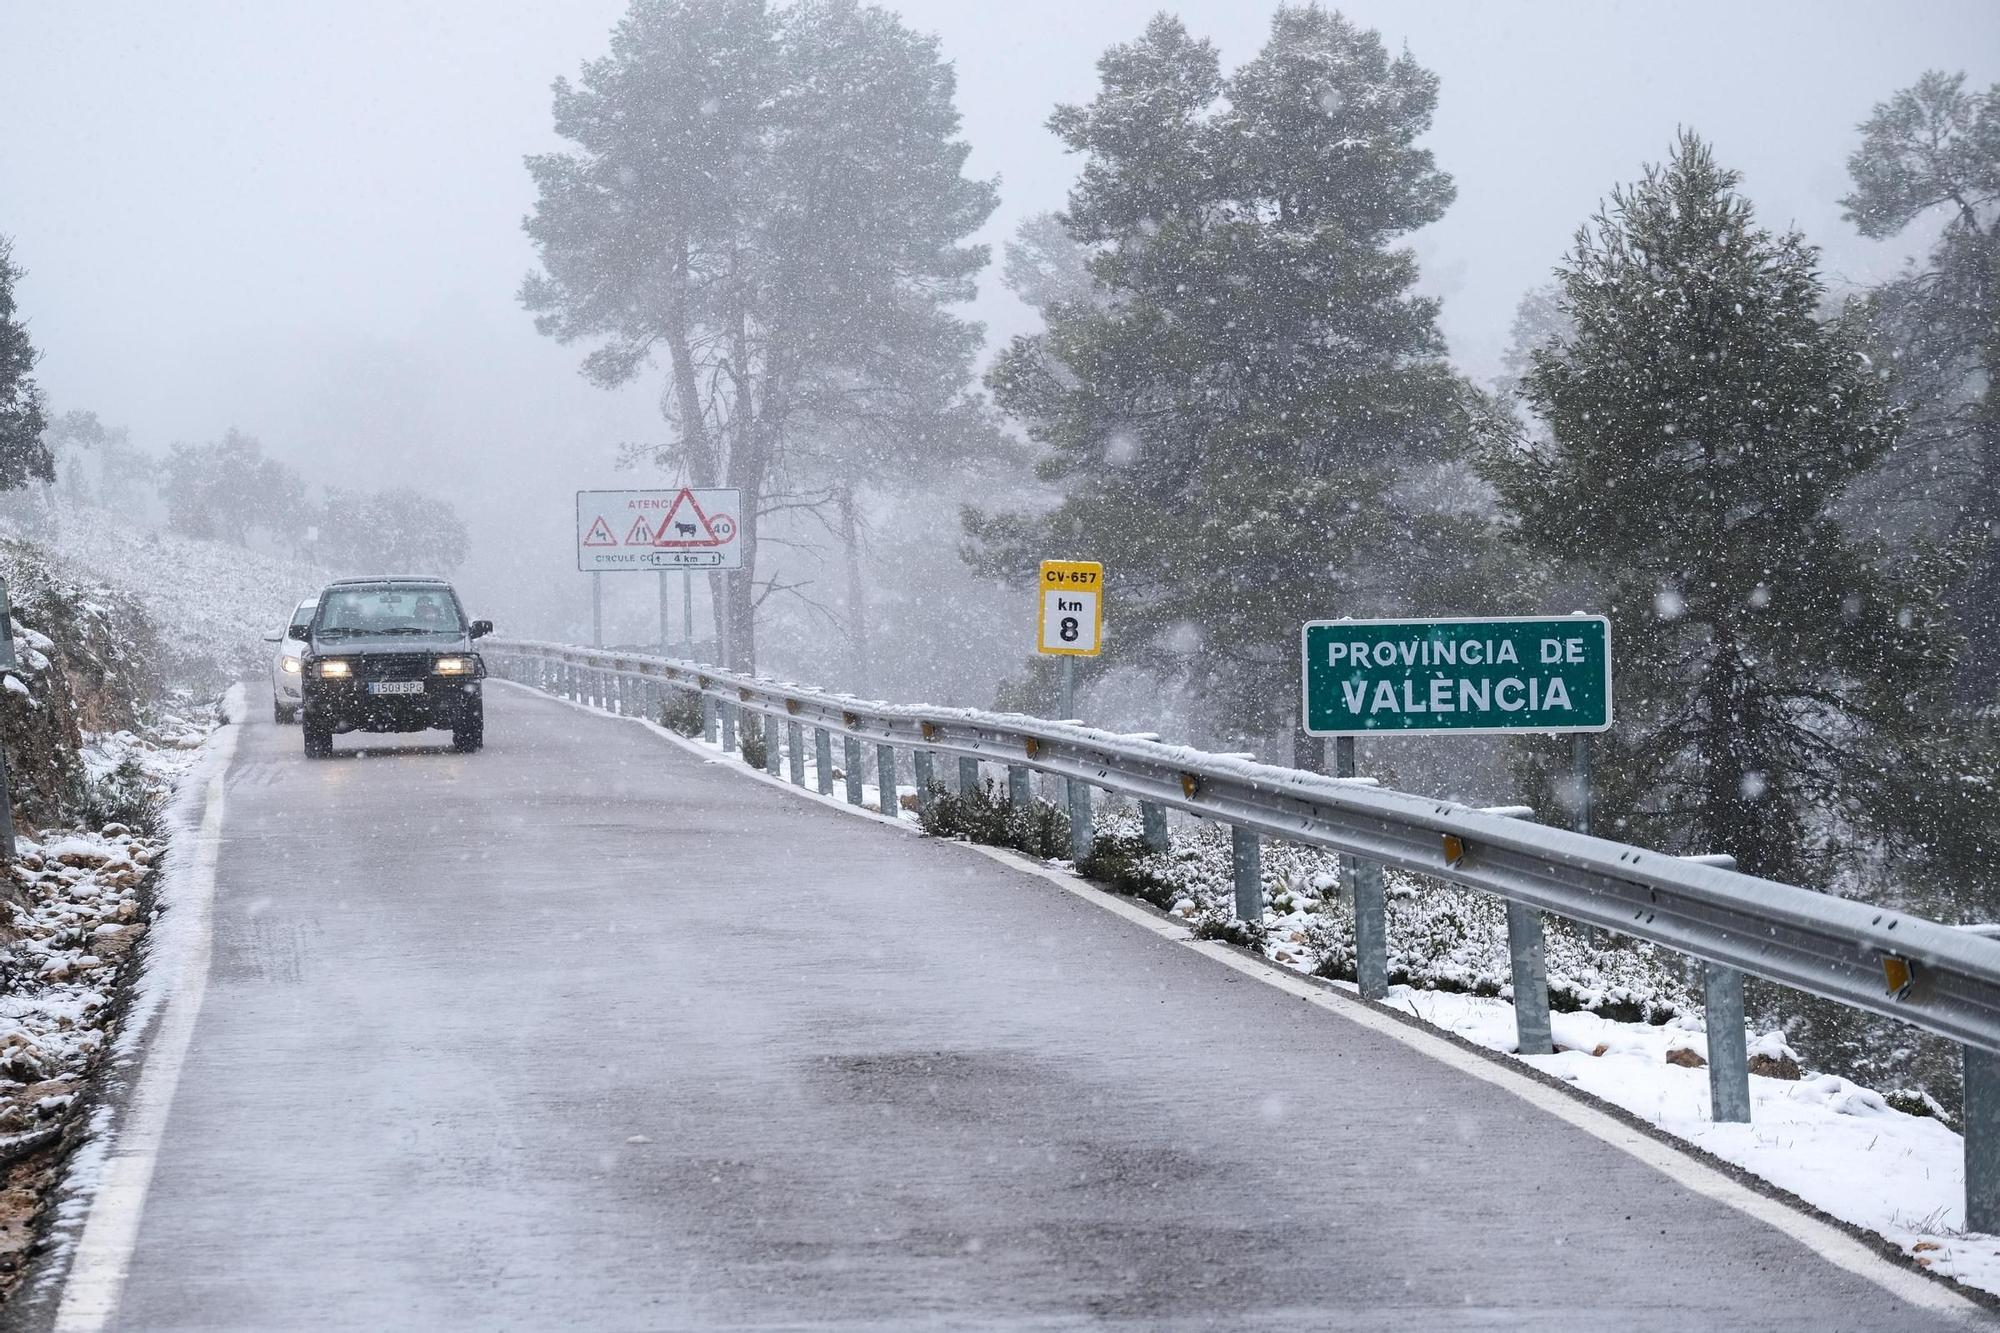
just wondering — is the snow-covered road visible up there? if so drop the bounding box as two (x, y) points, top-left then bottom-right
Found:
(28, 685), (1985, 1329)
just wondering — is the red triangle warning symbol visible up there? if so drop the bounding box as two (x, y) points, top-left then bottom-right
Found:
(582, 515), (617, 547)
(624, 515), (656, 545)
(652, 488), (728, 547)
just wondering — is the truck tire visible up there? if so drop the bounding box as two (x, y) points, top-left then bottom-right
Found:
(303, 719), (334, 758)
(451, 707), (483, 754)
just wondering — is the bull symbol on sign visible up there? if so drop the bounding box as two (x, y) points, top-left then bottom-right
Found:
(674, 522), (697, 537)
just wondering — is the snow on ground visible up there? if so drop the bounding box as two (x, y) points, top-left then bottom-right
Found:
(3, 706), (219, 1296)
(0, 722), (207, 1152)
(533, 680), (1998, 1298)
(1386, 983), (1998, 1290)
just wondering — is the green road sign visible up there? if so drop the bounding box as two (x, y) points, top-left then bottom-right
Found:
(1302, 615), (1612, 736)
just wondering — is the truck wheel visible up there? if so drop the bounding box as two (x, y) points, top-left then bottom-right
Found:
(274, 701), (296, 724)
(451, 709), (483, 754)
(303, 720), (334, 758)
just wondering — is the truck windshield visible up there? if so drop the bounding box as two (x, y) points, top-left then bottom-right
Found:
(317, 586), (462, 636)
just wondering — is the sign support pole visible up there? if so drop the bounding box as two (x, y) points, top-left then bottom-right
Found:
(682, 570), (695, 660)
(591, 572), (603, 648)
(657, 570), (670, 655)
(1572, 732), (1592, 836)
(1059, 657), (1075, 721)
(1334, 736), (1357, 897)
(1334, 735), (1387, 998)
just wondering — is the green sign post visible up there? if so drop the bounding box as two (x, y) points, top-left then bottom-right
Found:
(1301, 615), (1612, 736)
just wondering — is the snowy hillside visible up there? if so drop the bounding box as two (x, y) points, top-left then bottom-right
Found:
(12, 504), (326, 692)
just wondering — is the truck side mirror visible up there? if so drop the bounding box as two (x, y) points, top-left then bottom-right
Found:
(470, 619), (493, 639)
(289, 623), (312, 641)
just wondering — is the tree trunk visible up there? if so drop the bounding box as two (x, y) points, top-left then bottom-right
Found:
(1952, 413), (2000, 704)
(837, 482), (870, 693)
(721, 241), (761, 674)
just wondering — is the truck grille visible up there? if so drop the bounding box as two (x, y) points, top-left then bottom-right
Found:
(355, 653), (432, 681)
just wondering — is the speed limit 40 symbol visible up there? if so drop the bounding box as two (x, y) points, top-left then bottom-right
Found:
(1036, 559), (1103, 657)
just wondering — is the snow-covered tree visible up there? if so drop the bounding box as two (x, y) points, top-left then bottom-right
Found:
(314, 487), (469, 577)
(521, 0), (997, 672)
(1491, 132), (1959, 884)
(43, 410), (155, 511)
(0, 238), (53, 493)
(160, 430), (307, 547)
(970, 8), (1502, 758)
(1001, 213), (1098, 315)
(1841, 72), (2000, 704)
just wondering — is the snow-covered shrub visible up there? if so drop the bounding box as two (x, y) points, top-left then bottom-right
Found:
(917, 781), (1069, 860)
(738, 729), (767, 770)
(659, 687), (704, 738)
(74, 755), (158, 836)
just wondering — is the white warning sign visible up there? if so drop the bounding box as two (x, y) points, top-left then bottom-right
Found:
(575, 489), (743, 572)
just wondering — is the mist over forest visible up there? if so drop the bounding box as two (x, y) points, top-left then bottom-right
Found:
(2, 0), (1996, 904)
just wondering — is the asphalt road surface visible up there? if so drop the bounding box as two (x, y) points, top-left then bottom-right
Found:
(28, 684), (1980, 1329)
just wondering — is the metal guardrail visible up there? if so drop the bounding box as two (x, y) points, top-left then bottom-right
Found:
(487, 637), (2000, 1229)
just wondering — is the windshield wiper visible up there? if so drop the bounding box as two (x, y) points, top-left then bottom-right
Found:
(378, 626), (456, 635)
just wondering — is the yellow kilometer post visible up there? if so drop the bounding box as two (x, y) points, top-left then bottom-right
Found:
(1036, 558), (1103, 721)
(1034, 559), (1105, 863)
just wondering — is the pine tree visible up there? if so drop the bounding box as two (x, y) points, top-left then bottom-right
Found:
(521, 0), (996, 672)
(0, 238), (54, 493)
(1490, 132), (1959, 885)
(970, 7), (1500, 757)
(1841, 72), (2000, 704)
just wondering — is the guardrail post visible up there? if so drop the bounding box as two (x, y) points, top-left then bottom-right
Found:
(957, 756), (979, 798)
(763, 714), (783, 777)
(814, 728), (834, 795)
(1067, 780), (1092, 863)
(720, 702), (737, 752)
(786, 720), (806, 786)
(701, 696), (717, 744)
(1231, 825), (1261, 922)
(1353, 860), (1388, 1000)
(1505, 901), (1554, 1055)
(1007, 765), (1031, 809)
(1141, 802), (1168, 853)
(1702, 964), (1751, 1123)
(877, 744), (899, 816)
(1965, 1046), (2000, 1232)
(843, 736), (865, 806)
(912, 750), (935, 816)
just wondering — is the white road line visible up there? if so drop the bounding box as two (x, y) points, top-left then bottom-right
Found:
(531, 683), (1977, 1318)
(52, 689), (242, 1332)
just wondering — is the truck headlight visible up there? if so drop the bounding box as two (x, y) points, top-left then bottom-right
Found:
(316, 659), (352, 679)
(281, 656), (303, 674)
(434, 656), (475, 676)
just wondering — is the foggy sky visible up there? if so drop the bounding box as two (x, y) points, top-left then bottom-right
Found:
(2, 0), (1996, 630)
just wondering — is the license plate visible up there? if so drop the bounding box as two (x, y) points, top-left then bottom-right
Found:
(368, 680), (424, 696)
